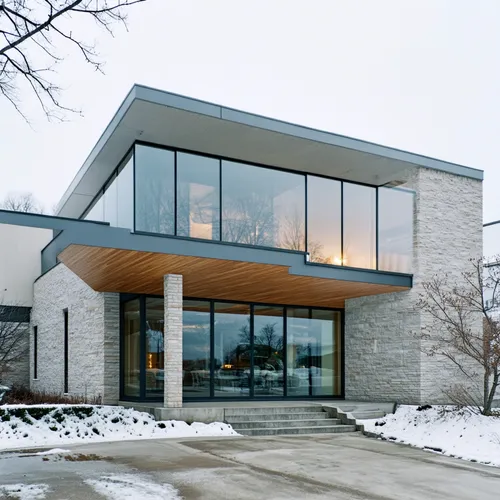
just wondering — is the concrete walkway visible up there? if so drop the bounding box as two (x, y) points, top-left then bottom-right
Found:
(1, 433), (498, 499)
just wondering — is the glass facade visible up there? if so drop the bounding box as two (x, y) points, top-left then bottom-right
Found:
(121, 296), (342, 401)
(145, 298), (164, 399)
(222, 161), (305, 250)
(84, 143), (415, 274)
(123, 299), (140, 398)
(378, 187), (414, 273)
(307, 176), (341, 264)
(135, 145), (175, 235)
(182, 300), (211, 398)
(177, 153), (220, 240)
(343, 183), (376, 269)
(214, 303), (251, 397)
(287, 308), (342, 397)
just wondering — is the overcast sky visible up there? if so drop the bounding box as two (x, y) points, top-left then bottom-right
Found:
(0, 0), (499, 221)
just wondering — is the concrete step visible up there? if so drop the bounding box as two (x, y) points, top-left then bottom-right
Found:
(227, 412), (329, 422)
(238, 425), (357, 436)
(350, 410), (386, 420)
(231, 418), (342, 430)
(224, 406), (324, 416)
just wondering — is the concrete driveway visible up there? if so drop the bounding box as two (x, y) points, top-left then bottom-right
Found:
(1, 433), (499, 499)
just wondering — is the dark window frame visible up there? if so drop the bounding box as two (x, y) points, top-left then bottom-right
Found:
(81, 140), (416, 274)
(63, 309), (69, 394)
(33, 325), (38, 379)
(119, 293), (344, 403)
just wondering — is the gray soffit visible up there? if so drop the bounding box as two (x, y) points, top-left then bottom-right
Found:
(0, 211), (411, 288)
(56, 84), (484, 218)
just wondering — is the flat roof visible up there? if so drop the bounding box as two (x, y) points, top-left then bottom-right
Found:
(57, 84), (484, 218)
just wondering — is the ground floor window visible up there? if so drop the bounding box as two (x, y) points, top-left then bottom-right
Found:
(121, 295), (343, 401)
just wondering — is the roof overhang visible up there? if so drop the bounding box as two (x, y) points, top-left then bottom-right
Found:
(56, 84), (483, 219)
(0, 210), (412, 309)
(58, 244), (409, 309)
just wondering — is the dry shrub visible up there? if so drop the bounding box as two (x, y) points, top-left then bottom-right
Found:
(2, 385), (101, 406)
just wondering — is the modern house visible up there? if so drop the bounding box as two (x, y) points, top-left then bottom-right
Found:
(0, 85), (483, 415)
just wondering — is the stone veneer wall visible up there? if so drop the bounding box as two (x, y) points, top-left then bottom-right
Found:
(345, 167), (483, 403)
(30, 264), (119, 404)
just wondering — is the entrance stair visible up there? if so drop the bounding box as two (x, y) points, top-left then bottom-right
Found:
(225, 405), (357, 436)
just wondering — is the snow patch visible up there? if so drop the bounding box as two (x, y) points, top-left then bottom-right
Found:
(85, 474), (180, 500)
(34, 448), (71, 456)
(360, 405), (500, 467)
(0, 483), (49, 499)
(0, 405), (238, 452)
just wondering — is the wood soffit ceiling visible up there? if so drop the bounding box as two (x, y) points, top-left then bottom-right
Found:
(58, 245), (410, 309)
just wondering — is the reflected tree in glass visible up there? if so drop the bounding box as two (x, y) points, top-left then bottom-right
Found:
(135, 145), (175, 235)
(222, 161), (305, 250)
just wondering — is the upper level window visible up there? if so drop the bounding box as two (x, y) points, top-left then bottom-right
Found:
(221, 161), (305, 250)
(135, 145), (175, 235)
(307, 176), (341, 264)
(343, 183), (376, 269)
(177, 153), (220, 240)
(378, 186), (414, 273)
(83, 143), (414, 274)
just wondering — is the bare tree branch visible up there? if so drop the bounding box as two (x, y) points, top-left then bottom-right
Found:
(416, 257), (500, 415)
(0, 0), (146, 120)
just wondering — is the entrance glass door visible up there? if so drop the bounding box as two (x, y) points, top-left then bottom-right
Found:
(253, 306), (284, 397)
(214, 303), (251, 397)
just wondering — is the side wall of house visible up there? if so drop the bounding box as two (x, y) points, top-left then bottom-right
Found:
(0, 224), (52, 387)
(344, 167), (483, 403)
(31, 263), (120, 404)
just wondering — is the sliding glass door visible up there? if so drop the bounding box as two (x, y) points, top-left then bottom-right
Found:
(121, 296), (343, 401)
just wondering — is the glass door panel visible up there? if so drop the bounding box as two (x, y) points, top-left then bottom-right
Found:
(214, 303), (251, 397)
(286, 308), (313, 396)
(253, 306), (284, 397)
(123, 299), (140, 398)
(145, 298), (165, 399)
(183, 300), (211, 398)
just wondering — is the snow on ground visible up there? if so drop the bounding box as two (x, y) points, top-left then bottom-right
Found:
(0, 483), (49, 500)
(85, 474), (180, 500)
(33, 448), (70, 456)
(0, 405), (238, 452)
(359, 405), (500, 467)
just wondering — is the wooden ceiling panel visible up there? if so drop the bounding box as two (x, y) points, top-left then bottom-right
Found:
(58, 245), (409, 309)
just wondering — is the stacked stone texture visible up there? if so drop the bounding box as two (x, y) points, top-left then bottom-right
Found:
(164, 274), (183, 408)
(30, 264), (119, 403)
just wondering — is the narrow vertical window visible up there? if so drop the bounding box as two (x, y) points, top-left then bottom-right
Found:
(33, 326), (38, 379)
(63, 309), (69, 393)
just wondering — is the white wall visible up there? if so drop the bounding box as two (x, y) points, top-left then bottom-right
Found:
(0, 224), (52, 306)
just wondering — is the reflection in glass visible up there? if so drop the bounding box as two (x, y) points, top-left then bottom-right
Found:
(177, 153), (220, 240)
(135, 145), (175, 234)
(307, 176), (342, 264)
(310, 310), (341, 396)
(343, 183), (376, 269)
(145, 298), (164, 399)
(123, 299), (140, 398)
(378, 187), (414, 273)
(222, 161), (305, 250)
(286, 308), (341, 396)
(103, 174), (118, 226)
(253, 306), (284, 396)
(214, 303), (251, 397)
(183, 300), (211, 398)
(286, 308), (312, 397)
(117, 156), (134, 229)
(484, 222), (500, 265)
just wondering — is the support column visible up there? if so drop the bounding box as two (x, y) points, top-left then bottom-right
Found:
(164, 274), (183, 408)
